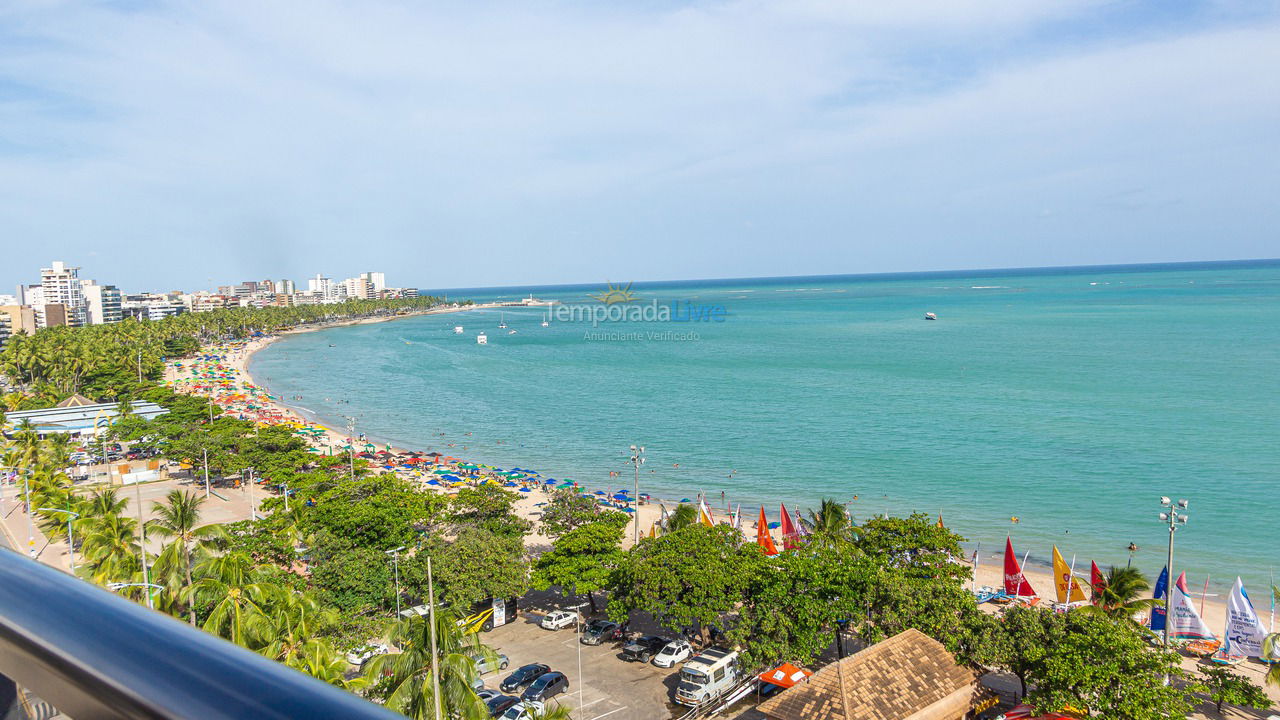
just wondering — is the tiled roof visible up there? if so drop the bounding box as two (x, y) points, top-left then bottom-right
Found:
(55, 394), (95, 407)
(757, 629), (975, 720)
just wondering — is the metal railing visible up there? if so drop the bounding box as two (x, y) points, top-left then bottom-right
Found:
(0, 548), (402, 720)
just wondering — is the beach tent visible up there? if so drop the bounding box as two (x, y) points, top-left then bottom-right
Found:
(758, 663), (812, 690)
(1000, 704), (1080, 720)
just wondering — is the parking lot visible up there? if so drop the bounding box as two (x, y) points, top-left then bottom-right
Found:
(476, 595), (688, 720)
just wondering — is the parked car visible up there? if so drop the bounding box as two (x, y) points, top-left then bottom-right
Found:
(398, 604), (430, 619)
(539, 610), (577, 630)
(499, 701), (544, 720)
(621, 635), (669, 663)
(580, 619), (623, 645)
(485, 694), (521, 718)
(652, 639), (693, 668)
(344, 642), (390, 666)
(500, 663), (550, 693)
(467, 650), (510, 675)
(520, 671), (569, 703)
(674, 648), (741, 707)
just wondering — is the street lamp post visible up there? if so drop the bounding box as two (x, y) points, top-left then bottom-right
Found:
(426, 555), (442, 720)
(23, 470), (36, 559)
(246, 467), (256, 521)
(386, 546), (406, 618)
(1157, 496), (1189, 649)
(36, 506), (79, 573)
(202, 448), (210, 499)
(107, 582), (164, 606)
(134, 479), (154, 609)
(568, 602), (588, 713)
(628, 445), (644, 544)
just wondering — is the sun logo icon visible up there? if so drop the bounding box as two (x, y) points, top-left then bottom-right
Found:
(589, 282), (638, 305)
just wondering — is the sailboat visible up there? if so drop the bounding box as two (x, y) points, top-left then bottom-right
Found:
(498, 312), (507, 329)
(1003, 536), (1039, 603)
(757, 507), (778, 556)
(453, 326), (464, 334)
(1213, 577), (1268, 665)
(476, 333), (488, 345)
(779, 503), (799, 551)
(541, 310), (550, 327)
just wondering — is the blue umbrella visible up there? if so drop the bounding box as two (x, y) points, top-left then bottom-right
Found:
(768, 522), (781, 529)
(519, 488), (531, 493)
(621, 507), (635, 513)
(680, 498), (691, 503)
(544, 479), (556, 485)
(612, 494), (629, 500)
(594, 490), (606, 495)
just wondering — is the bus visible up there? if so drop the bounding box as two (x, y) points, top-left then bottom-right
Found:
(460, 596), (519, 633)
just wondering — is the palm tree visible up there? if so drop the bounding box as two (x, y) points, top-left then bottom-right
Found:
(290, 638), (362, 689)
(366, 609), (491, 720)
(184, 552), (278, 647)
(665, 504), (699, 532)
(148, 490), (224, 624)
(1080, 566), (1158, 623)
(805, 498), (853, 546)
(81, 487), (128, 522)
(78, 513), (143, 585)
(258, 590), (338, 667)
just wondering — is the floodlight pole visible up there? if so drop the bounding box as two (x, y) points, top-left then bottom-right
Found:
(386, 546), (405, 618)
(629, 444), (644, 544)
(36, 506), (79, 573)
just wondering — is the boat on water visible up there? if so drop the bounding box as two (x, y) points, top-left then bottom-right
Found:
(508, 329), (517, 335)
(476, 333), (488, 345)
(541, 320), (549, 327)
(453, 326), (464, 334)
(498, 312), (507, 329)
(924, 312), (937, 320)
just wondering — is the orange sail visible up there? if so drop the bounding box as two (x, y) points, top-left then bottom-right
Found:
(757, 507), (779, 556)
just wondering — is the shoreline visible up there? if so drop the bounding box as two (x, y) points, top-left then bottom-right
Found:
(176, 330), (1268, 664)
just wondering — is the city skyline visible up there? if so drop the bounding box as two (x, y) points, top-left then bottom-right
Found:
(2, 1), (1277, 290)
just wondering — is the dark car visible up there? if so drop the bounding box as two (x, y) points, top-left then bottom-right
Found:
(485, 694), (521, 717)
(521, 671), (568, 703)
(580, 620), (623, 646)
(500, 663), (550, 693)
(621, 635), (668, 663)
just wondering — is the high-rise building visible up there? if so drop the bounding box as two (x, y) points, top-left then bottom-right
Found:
(274, 279), (295, 295)
(343, 277), (373, 300)
(39, 261), (87, 327)
(81, 280), (124, 325)
(360, 272), (387, 293)
(0, 305), (38, 337)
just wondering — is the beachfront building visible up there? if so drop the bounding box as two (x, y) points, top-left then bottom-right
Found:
(274, 279), (295, 295)
(0, 305), (37, 338)
(39, 261), (87, 327)
(756, 629), (977, 720)
(81, 280), (123, 325)
(2, 399), (168, 439)
(343, 277), (374, 300)
(360, 271), (386, 293)
(0, 312), (8, 350)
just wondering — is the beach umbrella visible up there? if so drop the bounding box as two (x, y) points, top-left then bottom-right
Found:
(621, 507), (635, 513)
(594, 491), (606, 495)
(518, 488), (531, 493)
(426, 479), (440, 485)
(679, 498), (691, 503)
(543, 479), (556, 485)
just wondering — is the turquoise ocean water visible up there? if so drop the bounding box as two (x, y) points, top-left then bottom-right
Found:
(250, 261), (1280, 593)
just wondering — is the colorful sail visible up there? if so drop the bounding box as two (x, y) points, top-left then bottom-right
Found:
(1149, 566), (1168, 633)
(936, 513), (944, 528)
(779, 503), (799, 551)
(1003, 537), (1038, 598)
(649, 523), (657, 540)
(1225, 577), (1269, 657)
(1169, 572), (1215, 642)
(757, 507), (779, 556)
(698, 498), (715, 527)
(731, 504), (742, 530)
(1051, 546), (1086, 604)
(1089, 561), (1105, 603)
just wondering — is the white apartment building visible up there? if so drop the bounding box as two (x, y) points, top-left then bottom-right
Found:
(360, 272), (386, 293)
(81, 280), (123, 325)
(40, 261), (87, 327)
(343, 277), (373, 300)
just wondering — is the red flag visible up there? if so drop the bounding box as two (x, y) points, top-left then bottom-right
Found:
(1003, 536), (1038, 598)
(757, 507), (778, 556)
(1090, 561), (1105, 603)
(779, 503), (798, 551)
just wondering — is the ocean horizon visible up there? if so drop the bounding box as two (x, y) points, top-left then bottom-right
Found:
(250, 259), (1280, 596)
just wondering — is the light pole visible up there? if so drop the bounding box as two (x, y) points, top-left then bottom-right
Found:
(37, 506), (79, 573)
(568, 602), (588, 713)
(134, 479), (154, 609)
(1157, 496), (1189, 649)
(246, 466), (256, 521)
(282, 482), (289, 512)
(345, 417), (357, 481)
(629, 444), (644, 544)
(426, 555), (442, 720)
(23, 470), (35, 559)
(202, 448), (210, 499)
(386, 546), (406, 618)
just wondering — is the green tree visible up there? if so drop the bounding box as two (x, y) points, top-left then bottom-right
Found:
(664, 503), (699, 532)
(853, 512), (969, 585)
(310, 545), (394, 613)
(448, 484), (532, 539)
(184, 552), (278, 646)
(609, 523), (763, 642)
(532, 515), (629, 613)
(423, 528), (529, 611)
(365, 610), (490, 720)
(1200, 666), (1272, 714)
(537, 488), (625, 537)
(148, 489), (225, 624)
(305, 474), (443, 552)
(1028, 612), (1193, 720)
(803, 498), (854, 547)
(1080, 566), (1158, 624)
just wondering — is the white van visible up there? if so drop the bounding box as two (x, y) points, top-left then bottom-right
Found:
(673, 648), (739, 706)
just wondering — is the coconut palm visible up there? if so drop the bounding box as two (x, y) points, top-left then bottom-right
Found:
(365, 609), (491, 720)
(184, 552), (278, 647)
(665, 503), (699, 532)
(78, 513), (144, 585)
(290, 638), (362, 689)
(1080, 566), (1158, 623)
(81, 487), (128, 522)
(805, 498), (853, 546)
(258, 590), (338, 666)
(148, 489), (225, 624)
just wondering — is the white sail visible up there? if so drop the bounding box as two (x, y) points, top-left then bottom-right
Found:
(1169, 573), (1215, 641)
(1225, 576), (1269, 657)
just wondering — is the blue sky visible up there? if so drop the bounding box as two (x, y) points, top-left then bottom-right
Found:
(1, 0), (1277, 292)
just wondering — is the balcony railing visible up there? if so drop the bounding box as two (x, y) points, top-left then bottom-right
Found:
(0, 547), (401, 719)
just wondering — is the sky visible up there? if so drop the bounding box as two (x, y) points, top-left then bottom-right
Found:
(1, 0), (1278, 293)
